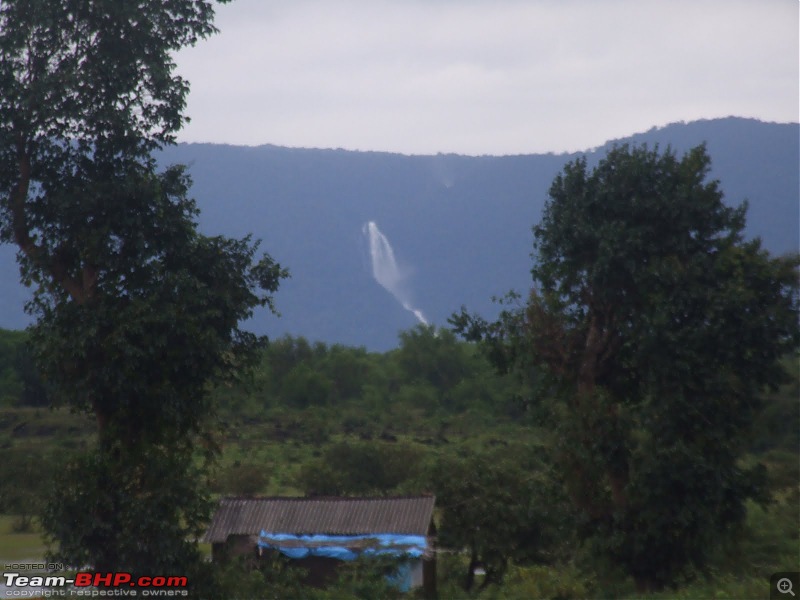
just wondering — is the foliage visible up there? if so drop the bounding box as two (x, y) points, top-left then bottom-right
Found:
(0, 329), (23, 406)
(395, 326), (471, 392)
(204, 552), (309, 600)
(208, 553), (406, 600)
(0, 514), (47, 561)
(246, 328), (520, 443)
(24, 175), (287, 444)
(500, 564), (592, 600)
(212, 461), (270, 496)
(426, 444), (571, 590)
(0, 0), (225, 167)
(0, 335), (797, 596)
(0, 445), (63, 532)
(279, 362), (334, 408)
(451, 144), (800, 590)
(0, 330), (47, 407)
(0, 0), (288, 585)
(749, 356), (800, 453)
(296, 440), (425, 496)
(323, 556), (408, 600)
(41, 441), (212, 575)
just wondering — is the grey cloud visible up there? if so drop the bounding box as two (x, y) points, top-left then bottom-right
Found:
(176, 0), (798, 155)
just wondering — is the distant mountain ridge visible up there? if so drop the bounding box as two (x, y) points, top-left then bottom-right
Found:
(1, 117), (797, 350)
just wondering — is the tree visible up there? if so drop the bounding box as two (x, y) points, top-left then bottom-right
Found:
(318, 344), (371, 402)
(395, 325), (471, 393)
(0, 0), (288, 584)
(296, 440), (424, 497)
(426, 445), (568, 591)
(452, 144), (799, 590)
(213, 461), (270, 497)
(280, 363), (333, 408)
(0, 445), (62, 532)
(0, 328), (25, 405)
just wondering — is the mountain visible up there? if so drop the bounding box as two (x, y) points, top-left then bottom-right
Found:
(0, 117), (797, 350)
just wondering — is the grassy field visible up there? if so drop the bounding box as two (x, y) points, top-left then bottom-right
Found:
(0, 515), (47, 562)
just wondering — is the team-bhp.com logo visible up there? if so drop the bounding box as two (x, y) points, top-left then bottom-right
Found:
(2, 571), (188, 597)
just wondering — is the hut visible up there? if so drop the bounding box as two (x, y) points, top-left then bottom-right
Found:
(204, 495), (436, 595)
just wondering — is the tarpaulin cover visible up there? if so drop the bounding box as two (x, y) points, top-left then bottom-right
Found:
(257, 532), (427, 561)
(258, 532), (426, 592)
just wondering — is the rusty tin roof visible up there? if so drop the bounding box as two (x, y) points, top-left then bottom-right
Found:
(204, 495), (436, 543)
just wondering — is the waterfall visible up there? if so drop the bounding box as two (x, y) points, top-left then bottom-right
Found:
(362, 221), (429, 325)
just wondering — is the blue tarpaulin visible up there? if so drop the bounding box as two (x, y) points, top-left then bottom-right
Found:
(257, 532), (426, 560)
(257, 531), (427, 591)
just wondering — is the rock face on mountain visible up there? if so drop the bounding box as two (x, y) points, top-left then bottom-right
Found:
(1, 118), (797, 350)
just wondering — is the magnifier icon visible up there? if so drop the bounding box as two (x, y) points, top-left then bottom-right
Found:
(778, 578), (795, 596)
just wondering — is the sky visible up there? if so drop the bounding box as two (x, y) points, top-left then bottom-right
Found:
(175, 0), (799, 156)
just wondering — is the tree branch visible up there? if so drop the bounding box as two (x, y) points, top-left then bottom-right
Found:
(10, 134), (88, 303)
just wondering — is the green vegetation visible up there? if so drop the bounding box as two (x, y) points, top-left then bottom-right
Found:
(0, 515), (47, 561)
(0, 0), (286, 594)
(0, 2), (796, 597)
(1, 324), (797, 598)
(453, 144), (799, 592)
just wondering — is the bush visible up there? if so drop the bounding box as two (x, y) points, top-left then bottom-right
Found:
(212, 462), (269, 496)
(296, 440), (425, 496)
(10, 514), (35, 533)
(503, 564), (592, 600)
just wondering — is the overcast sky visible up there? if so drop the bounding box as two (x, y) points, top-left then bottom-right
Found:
(174, 0), (799, 156)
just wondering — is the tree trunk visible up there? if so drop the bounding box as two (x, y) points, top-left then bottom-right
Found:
(464, 545), (478, 591)
(634, 574), (661, 594)
(576, 311), (630, 511)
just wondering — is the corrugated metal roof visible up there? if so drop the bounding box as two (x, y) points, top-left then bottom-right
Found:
(204, 495), (435, 543)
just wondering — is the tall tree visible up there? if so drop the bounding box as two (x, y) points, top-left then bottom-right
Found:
(452, 144), (799, 590)
(427, 445), (569, 591)
(0, 0), (287, 584)
(0, 0), (230, 309)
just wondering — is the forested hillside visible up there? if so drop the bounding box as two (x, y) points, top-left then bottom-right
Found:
(0, 118), (797, 350)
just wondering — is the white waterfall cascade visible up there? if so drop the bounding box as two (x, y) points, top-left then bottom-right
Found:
(362, 221), (428, 325)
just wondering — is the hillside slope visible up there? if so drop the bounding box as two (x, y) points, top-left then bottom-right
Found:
(0, 118), (796, 350)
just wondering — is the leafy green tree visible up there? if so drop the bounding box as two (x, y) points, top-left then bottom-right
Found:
(317, 344), (371, 402)
(0, 0), (287, 584)
(389, 324), (516, 417)
(212, 461), (270, 497)
(749, 356), (800, 454)
(0, 329), (51, 407)
(264, 336), (315, 386)
(280, 363), (333, 408)
(395, 325), (471, 394)
(0, 328), (24, 405)
(426, 445), (568, 591)
(297, 440), (424, 496)
(42, 440), (213, 576)
(0, 445), (63, 532)
(452, 144), (799, 590)
(12, 337), (49, 407)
